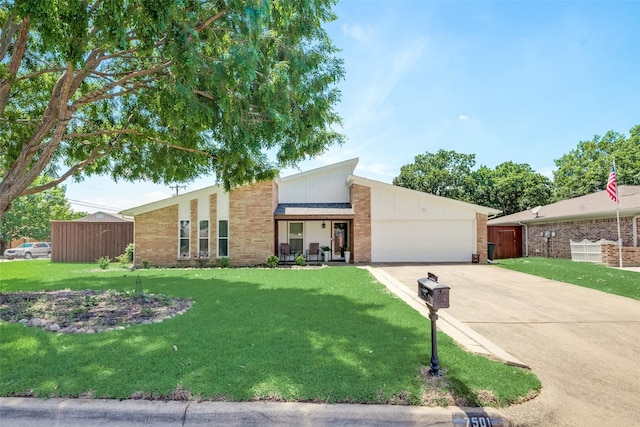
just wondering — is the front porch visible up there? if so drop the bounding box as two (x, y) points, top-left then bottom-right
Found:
(274, 204), (355, 264)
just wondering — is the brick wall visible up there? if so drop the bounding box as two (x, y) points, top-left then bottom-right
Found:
(351, 184), (371, 263)
(476, 213), (488, 263)
(601, 244), (640, 266)
(525, 216), (638, 259)
(134, 205), (178, 265)
(229, 180), (276, 266)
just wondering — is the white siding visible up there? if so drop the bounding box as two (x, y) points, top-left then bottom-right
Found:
(369, 182), (477, 262)
(279, 164), (353, 203)
(197, 195), (209, 220)
(217, 191), (229, 220)
(178, 201), (190, 220)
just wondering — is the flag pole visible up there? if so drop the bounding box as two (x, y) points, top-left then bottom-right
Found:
(615, 201), (622, 268)
(613, 159), (622, 268)
(607, 159), (623, 268)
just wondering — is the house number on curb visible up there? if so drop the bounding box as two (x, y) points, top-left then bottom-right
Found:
(452, 415), (502, 427)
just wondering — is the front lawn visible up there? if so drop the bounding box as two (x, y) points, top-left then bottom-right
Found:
(0, 261), (539, 406)
(497, 257), (640, 300)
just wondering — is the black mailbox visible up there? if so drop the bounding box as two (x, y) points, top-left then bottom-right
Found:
(418, 273), (450, 310)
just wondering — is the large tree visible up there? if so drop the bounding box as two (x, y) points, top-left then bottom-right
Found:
(0, 176), (83, 252)
(476, 161), (552, 216)
(393, 150), (552, 216)
(0, 0), (345, 221)
(392, 149), (477, 201)
(553, 126), (640, 201)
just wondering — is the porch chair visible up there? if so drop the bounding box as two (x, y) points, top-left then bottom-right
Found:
(280, 243), (293, 262)
(306, 242), (321, 262)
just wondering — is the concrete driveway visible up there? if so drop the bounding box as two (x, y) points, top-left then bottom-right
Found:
(377, 263), (640, 427)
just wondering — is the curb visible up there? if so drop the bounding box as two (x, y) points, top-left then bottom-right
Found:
(0, 397), (510, 426)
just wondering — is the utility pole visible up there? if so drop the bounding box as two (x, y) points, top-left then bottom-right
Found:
(170, 185), (187, 196)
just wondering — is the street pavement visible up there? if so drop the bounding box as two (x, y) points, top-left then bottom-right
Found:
(2, 262), (639, 426)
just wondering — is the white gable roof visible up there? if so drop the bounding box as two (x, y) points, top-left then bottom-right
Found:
(348, 175), (501, 217)
(120, 184), (224, 216)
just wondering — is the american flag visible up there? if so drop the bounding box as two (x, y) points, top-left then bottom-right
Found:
(606, 162), (618, 203)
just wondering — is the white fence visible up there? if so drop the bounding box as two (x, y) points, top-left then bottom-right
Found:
(569, 239), (618, 263)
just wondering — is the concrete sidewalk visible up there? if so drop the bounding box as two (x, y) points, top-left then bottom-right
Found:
(0, 397), (509, 426)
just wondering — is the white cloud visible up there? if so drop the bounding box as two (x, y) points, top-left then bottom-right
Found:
(459, 115), (469, 120)
(342, 23), (373, 43)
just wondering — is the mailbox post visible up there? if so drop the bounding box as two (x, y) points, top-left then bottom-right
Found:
(418, 272), (450, 376)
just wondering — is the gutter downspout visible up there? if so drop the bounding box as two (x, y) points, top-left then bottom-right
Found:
(633, 215), (640, 247)
(519, 222), (529, 257)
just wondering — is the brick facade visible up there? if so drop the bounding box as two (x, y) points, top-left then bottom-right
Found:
(601, 243), (640, 267)
(229, 180), (276, 266)
(525, 216), (639, 259)
(351, 184), (371, 263)
(476, 213), (488, 263)
(133, 183), (276, 267)
(134, 205), (178, 265)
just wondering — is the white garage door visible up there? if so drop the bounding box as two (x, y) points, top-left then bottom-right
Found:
(371, 220), (474, 262)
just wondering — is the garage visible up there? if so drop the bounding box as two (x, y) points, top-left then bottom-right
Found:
(348, 175), (496, 263)
(372, 219), (475, 262)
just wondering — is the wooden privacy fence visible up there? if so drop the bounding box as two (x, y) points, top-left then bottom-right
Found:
(51, 221), (133, 263)
(487, 225), (523, 259)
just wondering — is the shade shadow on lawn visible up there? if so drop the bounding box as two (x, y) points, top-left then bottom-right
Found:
(0, 265), (539, 405)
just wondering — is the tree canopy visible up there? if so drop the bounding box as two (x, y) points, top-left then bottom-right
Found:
(0, 0), (345, 220)
(392, 149), (477, 202)
(393, 150), (553, 216)
(474, 161), (552, 215)
(0, 176), (83, 248)
(553, 126), (640, 201)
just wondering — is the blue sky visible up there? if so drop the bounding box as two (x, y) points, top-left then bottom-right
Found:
(66, 0), (640, 213)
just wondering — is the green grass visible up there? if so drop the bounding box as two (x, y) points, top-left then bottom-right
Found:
(0, 260), (540, 406)
(497, 257), (640, 300)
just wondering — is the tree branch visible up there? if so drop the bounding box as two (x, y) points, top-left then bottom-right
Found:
(21, 145), (111, 196)
(0, 13), (19, 60)
(63, 128), (217, 159)
(71, 61), (172, 109)
(0, 15), (30, 116)
(195, 8), (229, 33)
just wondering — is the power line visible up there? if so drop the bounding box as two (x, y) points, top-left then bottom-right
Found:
(67, 199), (123, 213)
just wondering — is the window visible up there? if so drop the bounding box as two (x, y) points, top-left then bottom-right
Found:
(289, 222), (303, 255)
(218, 220), (228, 257)
(179, 220), (190, 258)
(199, 220), (209, 257)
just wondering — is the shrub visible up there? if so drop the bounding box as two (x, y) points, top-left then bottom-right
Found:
(142, 259), (150, 269)
(295, 254), (306, 266)
(266, 254), (279, 268)
(219, 257), (230, 268)
(116, 243), (134, 267)
(97, 256), (110, 269)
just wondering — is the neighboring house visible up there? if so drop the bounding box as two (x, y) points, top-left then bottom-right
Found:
(74, 211), (132, 223)
(120, 159), (500, 267)
(51, 211), (133, 263)
(488, 186), (640, 265)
